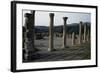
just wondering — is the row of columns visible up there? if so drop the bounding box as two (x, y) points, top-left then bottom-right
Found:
(49, 14), (68, 50)
(72, 22), (90, 46)
(24, 10), (90, 53)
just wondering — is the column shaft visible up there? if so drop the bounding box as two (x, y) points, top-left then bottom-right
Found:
(30, 10), (35, 48)
(62, 17), (68, 48)
(72, 32), (75, 45)
(83, 24), (86, 43)
(87, 29), (90, 41)
(79, 21), (82, 44)
(24, 10), (36, 60)
(49, 13), (54, 51)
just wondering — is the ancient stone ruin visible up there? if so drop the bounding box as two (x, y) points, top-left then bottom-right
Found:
(23, 10), (90, 60)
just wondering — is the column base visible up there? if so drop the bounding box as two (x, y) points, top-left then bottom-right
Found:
(61, 46), (69, 49)
(47, 48), (56, 51)
(23, 48), (38, 60)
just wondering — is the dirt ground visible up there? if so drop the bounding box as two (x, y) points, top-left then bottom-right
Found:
(34, 36), (79, 51)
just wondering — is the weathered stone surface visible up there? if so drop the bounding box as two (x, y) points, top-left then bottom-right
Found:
(24, 10), (36, 60)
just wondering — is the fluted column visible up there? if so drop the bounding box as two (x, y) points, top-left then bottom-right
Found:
(49, 13), (54, 51)
(62, 17), (68, 48)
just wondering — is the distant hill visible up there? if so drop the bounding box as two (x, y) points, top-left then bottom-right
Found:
(34, 22), (90, 34)
(35, 26), (49, 33)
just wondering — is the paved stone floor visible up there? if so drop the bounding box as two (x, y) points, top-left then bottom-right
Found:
(23, 42), (90, 63)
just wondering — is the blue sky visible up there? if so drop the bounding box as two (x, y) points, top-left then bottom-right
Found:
(23, 10), (91, 26)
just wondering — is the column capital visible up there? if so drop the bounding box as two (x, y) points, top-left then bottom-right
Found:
(31, 10), (35, 14)
(49, 13), (54, 17)
(63, 17), (68, 21)
(80, 21), (83, 24)
(24, 13), (32, 18)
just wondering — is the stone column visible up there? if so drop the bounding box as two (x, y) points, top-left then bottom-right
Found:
(24, 10), (36, 60)
(30, 10), (35, 48)
(62, 17), (68, 48)
(72, 32), (75, 46)
(83, 24), (86, 43)
(87, 29), (90, 41)
(49, 13), (54, 51)
(79, 21), (82, 44)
